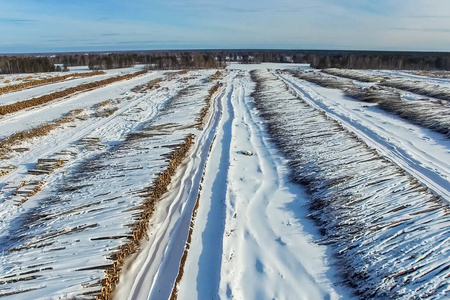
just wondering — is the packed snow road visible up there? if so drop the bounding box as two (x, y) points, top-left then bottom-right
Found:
(174, 71), (344, 299)
(115, 69), (347, 300)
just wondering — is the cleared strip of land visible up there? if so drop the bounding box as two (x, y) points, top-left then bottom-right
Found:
(254, 69), (450, 298)
(0, 71), (105, 95)
(0, 71), (221, 299)
(289, 70), (450, 138)
(323, 68), (450, 101)
(0, 70), (147, 115)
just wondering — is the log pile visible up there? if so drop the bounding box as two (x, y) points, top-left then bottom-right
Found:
(131, 77), (164, 93)
(165, 70), (189, 81)
(77, 137), (105, 151)
(0, 169), (11, 177)
(196, 83), (221, 129)
(96, 134), (194, 300)
(95, 107), (119, 118)
(209, 70), (222, 81)
(0, 70), (147, 115)
(146, 77), (164, 90)
(0, 165), (16, 177)
(0, 71), (105, 95)
(13, 181), (45, 206)
(28, 158), (65, 175)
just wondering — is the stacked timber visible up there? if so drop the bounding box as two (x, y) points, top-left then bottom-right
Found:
(28, 159), (65, 175)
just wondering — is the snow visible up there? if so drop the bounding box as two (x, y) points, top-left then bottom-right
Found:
(278, 71), (450, 203)
(0, 70), (158, 139)
(252, 69), (450, 298)
(0, 65), (449, 299)
(175, 70), (345, 300)
(115, 76), (224, 300)
(0, 70), (216, 299)
(114, 70), (348, 300)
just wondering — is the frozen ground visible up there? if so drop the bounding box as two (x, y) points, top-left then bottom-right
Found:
(0, 64), (449, 299)
(0, 69), (216, 298)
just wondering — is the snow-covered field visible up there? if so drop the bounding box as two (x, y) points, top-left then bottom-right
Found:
(253, 69), (450, 298)
(0, 67), (140, 107)
(0, 64), (449, 299)
(0, 66), (96, 88)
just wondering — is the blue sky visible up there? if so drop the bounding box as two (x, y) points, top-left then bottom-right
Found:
(1, 0), (450, 53)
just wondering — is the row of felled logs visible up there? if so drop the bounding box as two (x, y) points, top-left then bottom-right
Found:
(28, 159), (65, 175)
(27, 181), (45, 196)
(14, 181), (45, 206)
(0, 165), (16, 177)
(0, 169), (11, 177)
(97, 134), (194, 300)
(169, 135), (217, 300)
(0, 71), (105, 95)
(0, 70), (147, 115)
(196, 82), (221, 129)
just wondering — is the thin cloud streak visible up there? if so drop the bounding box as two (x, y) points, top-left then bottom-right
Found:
(390, 28), (450, 33)
(0, 18), (37, 23)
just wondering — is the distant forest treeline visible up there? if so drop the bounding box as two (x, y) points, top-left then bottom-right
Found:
(0, 56), (55, 74)
(53, 52), (226, 70)
(1, 50), (450, 74)
(0, 53), (226, 74)
(234, 50), (450, 70)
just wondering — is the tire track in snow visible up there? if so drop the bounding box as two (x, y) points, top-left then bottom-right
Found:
(0, 72), (220, 299)
(193, 75), (234, 299)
